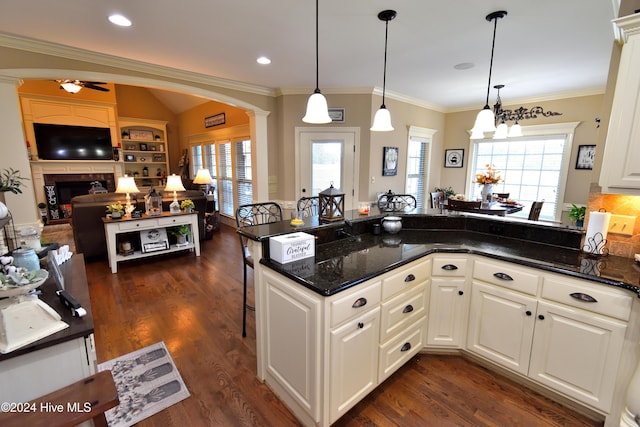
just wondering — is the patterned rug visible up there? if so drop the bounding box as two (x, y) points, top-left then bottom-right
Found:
(97, 341), (190, 427)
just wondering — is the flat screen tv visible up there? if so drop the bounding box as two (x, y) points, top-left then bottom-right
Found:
(33, 123), (114, 161)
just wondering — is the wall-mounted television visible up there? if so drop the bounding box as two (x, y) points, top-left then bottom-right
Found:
(33, 123), (114, 161)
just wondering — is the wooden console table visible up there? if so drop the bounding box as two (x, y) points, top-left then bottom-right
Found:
(103, 212), (200, 273)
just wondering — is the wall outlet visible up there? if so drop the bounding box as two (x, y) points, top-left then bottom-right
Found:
(608, 214), (636, 236)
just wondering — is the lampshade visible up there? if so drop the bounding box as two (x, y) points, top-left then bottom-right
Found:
(471, 106), (497, 134)
(60, 82), (82, 94)
(508, 122), (523, 137)
(164, 174), (186, 193)
(493, 121), (508, 139)
(302, 0), (331, 124)
(115, 175), (139, 194)
(303, 91), (331, 124)
(192, 169), (213, 185)
(370, 106), (394, 132)
(371, 10), (397, 132)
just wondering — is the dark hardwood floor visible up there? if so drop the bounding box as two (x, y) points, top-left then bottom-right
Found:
(44, 223), (603, 427)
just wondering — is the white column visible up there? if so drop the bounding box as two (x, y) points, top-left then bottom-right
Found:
(0, 76), (40, 230)
(247, 110), (270, 202)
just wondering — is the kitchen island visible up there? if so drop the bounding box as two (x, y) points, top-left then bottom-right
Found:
(239, 209), (640, 427)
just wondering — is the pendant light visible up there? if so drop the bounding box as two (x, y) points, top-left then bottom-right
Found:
(302, 0), (331, 124)
(371, 9), (397, 132)
(471, 10), (507, 139)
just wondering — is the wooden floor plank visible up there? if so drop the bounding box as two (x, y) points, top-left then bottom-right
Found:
(42, 223), (604, 427)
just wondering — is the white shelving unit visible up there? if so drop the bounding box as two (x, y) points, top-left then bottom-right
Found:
(119, 117), (169, 190)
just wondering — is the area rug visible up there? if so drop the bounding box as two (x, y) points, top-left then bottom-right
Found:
(98, 341), (190, 427)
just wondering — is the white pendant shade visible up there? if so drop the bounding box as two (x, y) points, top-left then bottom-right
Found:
(302, 92), (331, 124)
(370, 106), (394, 131)
(493, 122), (508, 139)
(472, 107), (497, 134)
(508, 122), (523, 137)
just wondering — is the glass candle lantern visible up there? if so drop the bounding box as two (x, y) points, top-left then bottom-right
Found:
(145, 188), (163, 216)
(319, 183), (345, 222)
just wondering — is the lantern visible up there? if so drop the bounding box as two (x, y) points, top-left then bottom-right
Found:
(319, 183), (345, 222)
(145, 188), (163, 216)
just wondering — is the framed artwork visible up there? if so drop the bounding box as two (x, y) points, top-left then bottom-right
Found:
(139, 143), (148, 151)
(125, 144), (136, 151)
(328, 108), (345, 123)
(129, 129), (154, 140)
(444, 149), (464, 168)
(124, 154), (135, 162)
(576, 144), (596, 170)
(382, 147), (399, 176)
(205, 113), (226, 128)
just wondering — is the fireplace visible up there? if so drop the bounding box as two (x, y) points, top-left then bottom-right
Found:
(43, 173), (116, 222)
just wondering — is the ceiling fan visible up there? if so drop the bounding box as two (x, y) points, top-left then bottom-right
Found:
(55, 79), (110, 93)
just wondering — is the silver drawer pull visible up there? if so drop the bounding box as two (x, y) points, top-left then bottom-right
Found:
(442, 264), (458, 271)
(493, 272), (513, 281)
(400, 342), (411, 352)
(404, 274), (415, 282)
(352, 297), (367, 308)
(570, 292), (598, 303)
(402, 304), (414, 314)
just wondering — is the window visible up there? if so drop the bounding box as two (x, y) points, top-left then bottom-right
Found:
(190, 131), (252, 217)
(468, 122), (578, 222)
(405, 126), (436, 209)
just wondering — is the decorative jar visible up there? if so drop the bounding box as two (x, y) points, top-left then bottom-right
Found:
(12, 248), (40, 272)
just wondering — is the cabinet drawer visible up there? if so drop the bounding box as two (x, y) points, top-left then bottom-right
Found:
(542, 275), (633, 321)
(473, 259), (540, 295)
(381, 258), (430, 301)
(118, 218), (159, 231)
(432, 257), (468, 277)
(158, 216), (190, 226)
(330, 280), (381, 328)
(380, 282), (428, 343)
(378, 317), (425, 382)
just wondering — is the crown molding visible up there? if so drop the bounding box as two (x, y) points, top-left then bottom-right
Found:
(0, 32), (277, 98)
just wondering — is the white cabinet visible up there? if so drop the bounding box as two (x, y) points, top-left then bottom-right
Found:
(599, 13), (640, 194)
(427, 256), (469, 348)
(467, 281), (537, 375)
(119, 117), (169, 190)
(467, 257), (631, 414)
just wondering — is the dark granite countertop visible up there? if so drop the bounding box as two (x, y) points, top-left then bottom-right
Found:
(260, 229), (640, 297)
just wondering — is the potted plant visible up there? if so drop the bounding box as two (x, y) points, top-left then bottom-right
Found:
(171, 224), (192, 245)
(180, 199), (195, 213)
(37, 202), (48, 224)
(568, 204), (586, 228)
(106, 202), (125, 219)
(0, 168), (29, 219)
(434, 186), (456, 199)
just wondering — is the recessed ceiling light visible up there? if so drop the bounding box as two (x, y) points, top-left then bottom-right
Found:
(256, 56), (271, 65)
(108, 14), (132, 27)
(454, 62), (474, 70)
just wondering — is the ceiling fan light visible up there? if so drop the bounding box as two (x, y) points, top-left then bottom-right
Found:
(60, 82), (82, 93)
(370, 106), (394, 131)
(508, 122), (523, 137)
(302, 91), (331, 124)
(493, 122), (509, 139)
(472, 107), (496, 133)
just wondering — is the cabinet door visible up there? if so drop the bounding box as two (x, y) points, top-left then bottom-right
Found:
(529, 301), (626, 412)
(330, 307), (380, 424)
(427, 277), (467, 348)
(467, 281), (537, 375)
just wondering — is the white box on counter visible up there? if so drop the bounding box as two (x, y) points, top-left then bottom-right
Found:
(269, 232), (315, 264)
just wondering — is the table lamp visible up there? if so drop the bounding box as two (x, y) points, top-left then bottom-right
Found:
(164, 174), (186, 213)
(192, 168), (213, 194)
(115, 175), (140, 217)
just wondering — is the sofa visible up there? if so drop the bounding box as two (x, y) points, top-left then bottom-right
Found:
(71, 190), (207, 260)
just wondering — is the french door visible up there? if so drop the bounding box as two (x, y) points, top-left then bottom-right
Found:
(295, 128), (359, 211)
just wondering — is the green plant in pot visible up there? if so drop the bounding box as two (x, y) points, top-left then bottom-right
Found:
(568, 204), (586, 228)
(106, 202), (125, 219)
(171, 224), (192, 245)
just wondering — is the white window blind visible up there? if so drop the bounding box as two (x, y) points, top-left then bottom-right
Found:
(218, 142), (234, 216)
(235, 139), (252, 207)
(406, 137), (429, 209)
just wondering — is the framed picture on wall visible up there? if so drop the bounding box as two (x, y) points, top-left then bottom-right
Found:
(444, 149), (464, 168)
(382, 147), (399, 176)
(124, 154), (135, 162)
(575, 144), (596, 170)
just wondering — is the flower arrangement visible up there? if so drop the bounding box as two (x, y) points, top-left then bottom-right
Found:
(180, 199), (195, 211)
(475, 164), (502, 185)
(0, 168), (29, 194)
(106, 202), (125, 215)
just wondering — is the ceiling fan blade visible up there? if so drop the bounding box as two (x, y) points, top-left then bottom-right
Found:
(82, 83), (110, 92)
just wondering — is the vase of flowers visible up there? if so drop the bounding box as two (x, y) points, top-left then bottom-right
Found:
(0, 168), (29, 218)
(475, 164), (502, 208)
